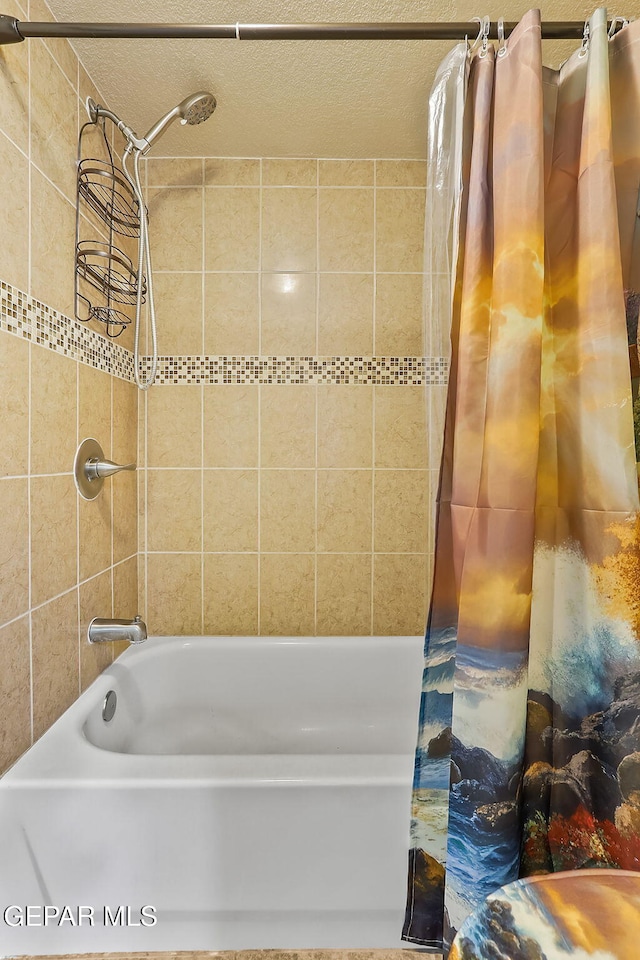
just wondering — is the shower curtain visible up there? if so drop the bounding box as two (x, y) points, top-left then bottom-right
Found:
(403, 8), (640, 954)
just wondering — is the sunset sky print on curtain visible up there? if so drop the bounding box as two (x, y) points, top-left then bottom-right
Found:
(403, 9), (640, 955)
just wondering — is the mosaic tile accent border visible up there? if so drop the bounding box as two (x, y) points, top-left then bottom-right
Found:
(141, 355), (450, 385)
(1, 278), (450, 386)
(0, 280), (135, 381)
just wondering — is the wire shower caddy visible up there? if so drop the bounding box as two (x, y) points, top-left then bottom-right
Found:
(74, 117), (146, 338)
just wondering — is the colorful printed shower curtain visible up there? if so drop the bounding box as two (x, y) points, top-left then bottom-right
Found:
(403, 8), (640, 954)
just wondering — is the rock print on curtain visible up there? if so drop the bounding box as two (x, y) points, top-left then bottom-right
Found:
(402, 8), (640, 954)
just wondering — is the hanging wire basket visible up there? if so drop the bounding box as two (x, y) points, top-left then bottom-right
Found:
(77, 158), (141, 238)
(76, 239), (146, 305)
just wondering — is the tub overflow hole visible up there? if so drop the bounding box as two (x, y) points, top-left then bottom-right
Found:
(102, 690), (117, 722)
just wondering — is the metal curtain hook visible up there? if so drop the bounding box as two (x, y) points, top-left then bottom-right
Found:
(497, 17), (508, 57)
(578, 19), (590, 58)
(608, 16), (629, 39)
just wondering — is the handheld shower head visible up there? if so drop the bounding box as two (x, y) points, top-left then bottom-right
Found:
(140, 91), (216, 153)
(178, 92), (217, 126)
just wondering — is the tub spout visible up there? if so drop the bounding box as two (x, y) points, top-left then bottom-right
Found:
(88, 616), (147, 645)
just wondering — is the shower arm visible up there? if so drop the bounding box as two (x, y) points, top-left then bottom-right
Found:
(86, 99), (148, 153)
(0, 15), (619, 45)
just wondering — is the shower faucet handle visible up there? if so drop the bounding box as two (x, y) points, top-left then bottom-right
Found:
(74, 437), (136, 501)
(85, 457), (136, 479)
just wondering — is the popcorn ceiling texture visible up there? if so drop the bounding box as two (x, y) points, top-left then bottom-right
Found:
(45, 0), (587, 159)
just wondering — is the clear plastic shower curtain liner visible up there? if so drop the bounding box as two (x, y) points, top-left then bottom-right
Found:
(403, 8), (640, 955)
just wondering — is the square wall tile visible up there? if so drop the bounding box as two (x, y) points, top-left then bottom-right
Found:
(113, 376), (138, 465)
(146, 554), (202, 636)
(29, 0), (78, 88)
(261, 272), (317, 355)
(319, 160), (374, 187)
(147, 186), (203, 272)
(261, 188), (317, 272)
(79, 570), (113, 690)
(205, 158), (260, 185)
(374, 470), (429, 553)
(376, 188), (425, 272)
(317, 470), (372, 553)
(30, 474), (77, 607)
(319, 188), (374, 271)
(376, 160), (427, 187)
(260, 554), (315, 636)
(152, 273), (204, 356)
(79, 483), (111, 581)
(375, 386), (428, 468)
(0, 0), (29, 152)
(0, 131), (29, 292)
(318, 273), (373, 355)
(147, 469), (202, 552)
(375, 273), (424, 355)
(0, 478), (29, 625)
(29, 39), (77, 203)
(203, 385), (258, 467)
(263, 159), (317, 186)
(203, 554), (259, 635)
(260, 470), (315, 552)
(147, 385), (202, 467)
(261, 385), (315, 467)
(78, 364), (111, 454)
(31, 589), (79, 740)
(205, 187), (260, 271)
(317, 555), (372, 636)
(0, 615), (31, 773)
(146, 157), (203, 187)
(204, 273), (259, 355)
(30, 346), (77, 476)
(0, 332), (29, 478)
(317, 386), (373, 468)
(30, 168), (76, 318)
(373, 554), (428, 635)
(112, 470), (138, 563)
(203, 470), (258, 552)
(113, 556), (139, 621)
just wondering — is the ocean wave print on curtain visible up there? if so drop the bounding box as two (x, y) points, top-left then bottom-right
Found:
(402, 8), (640, 955)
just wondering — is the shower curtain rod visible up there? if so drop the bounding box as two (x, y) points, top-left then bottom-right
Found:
(0, 16), (604, 46)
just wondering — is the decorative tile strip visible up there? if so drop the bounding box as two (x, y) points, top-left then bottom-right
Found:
(0, 279), (135, 381)
(1, 279), (450, 386)
(141, 355), (450, 385)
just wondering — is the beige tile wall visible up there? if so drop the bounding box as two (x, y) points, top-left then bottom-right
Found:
(140, 157), (436, 637)
(0, 0), (138, 774)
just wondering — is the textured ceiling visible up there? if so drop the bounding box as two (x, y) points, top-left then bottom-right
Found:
(42, 0), (640, 158)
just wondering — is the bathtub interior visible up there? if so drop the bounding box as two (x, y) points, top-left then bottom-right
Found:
(0, 635), (425, 955)
(82, 635), (424, 756)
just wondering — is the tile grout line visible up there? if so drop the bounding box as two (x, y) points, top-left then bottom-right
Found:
(371, 160), (377, 637)
(257, 157), (263, 635)
(313, 158), (319, 635)
(200, 157), (205, 635)
(26, 19), (34, 745)
(0, 552), (140, 633)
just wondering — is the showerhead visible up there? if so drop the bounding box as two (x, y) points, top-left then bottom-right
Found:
(178, 92), (217, 126)
(140, 91), (216, 152)
(86, 91), (217, 157)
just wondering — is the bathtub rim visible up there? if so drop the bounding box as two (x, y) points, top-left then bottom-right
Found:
(1, 634), (424, 788)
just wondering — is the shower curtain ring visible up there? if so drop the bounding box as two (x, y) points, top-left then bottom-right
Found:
(469, 15), (490, 55)
(578, 20), (590, 58)
(608, 16), (629, 39)
(478, 16), (491, 58)
(497, 17), (508, 57)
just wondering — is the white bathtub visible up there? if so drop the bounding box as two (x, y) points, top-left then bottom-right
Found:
(0, 635), (423, 956)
